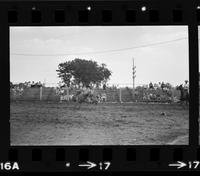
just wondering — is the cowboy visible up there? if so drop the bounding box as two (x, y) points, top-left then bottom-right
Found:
(183, 80), (189, 94)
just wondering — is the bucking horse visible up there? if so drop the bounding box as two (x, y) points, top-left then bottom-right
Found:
(72, 89), (99, 109)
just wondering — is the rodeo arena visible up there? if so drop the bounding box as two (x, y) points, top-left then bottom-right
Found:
(10, 57), (189, 105)
(10, 82), (189, 145)
(10, 60), (189, 146)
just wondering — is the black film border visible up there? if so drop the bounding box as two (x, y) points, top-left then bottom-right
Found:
(0, 0), (199, 172)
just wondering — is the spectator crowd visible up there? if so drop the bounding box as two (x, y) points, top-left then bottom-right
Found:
(10, 80), (189, 103)
(134, 80), (189, 102)
(10, 81), (43, 96)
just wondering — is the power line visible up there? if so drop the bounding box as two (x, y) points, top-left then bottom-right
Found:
(10, 37), (187, 57)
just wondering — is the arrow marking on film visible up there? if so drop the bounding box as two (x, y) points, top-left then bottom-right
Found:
(168, 161), (187, 169)
(78, 161), (96, 169)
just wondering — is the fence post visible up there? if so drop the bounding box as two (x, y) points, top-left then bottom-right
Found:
(171, 88), (175, 102)
(119, 87), (122, 103)
(66, 86), (69, 101)
(40, 86), (43, 101)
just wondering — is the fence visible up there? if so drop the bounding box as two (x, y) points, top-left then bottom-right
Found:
(10, 87), (60, 101)
(10, 86), (181, 103)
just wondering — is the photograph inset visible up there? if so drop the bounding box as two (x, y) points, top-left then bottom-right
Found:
(10, 26), (189, 145)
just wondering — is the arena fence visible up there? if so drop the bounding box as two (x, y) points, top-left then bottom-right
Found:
(10, 86), (181, 103)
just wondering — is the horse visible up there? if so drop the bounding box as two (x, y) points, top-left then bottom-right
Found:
(176, 85), (189, 105)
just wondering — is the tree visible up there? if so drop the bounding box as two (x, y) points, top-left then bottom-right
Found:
(56, 58), (111, 88)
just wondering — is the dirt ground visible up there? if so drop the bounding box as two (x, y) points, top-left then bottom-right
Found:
(10, 101), (189, 145)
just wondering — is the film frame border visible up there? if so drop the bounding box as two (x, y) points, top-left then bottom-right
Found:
(0, 0), (199, 172)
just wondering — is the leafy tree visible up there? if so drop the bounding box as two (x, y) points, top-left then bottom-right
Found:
(56, 58), (111, 88)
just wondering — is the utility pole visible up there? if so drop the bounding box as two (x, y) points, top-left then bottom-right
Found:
(132, 58), (136, 101)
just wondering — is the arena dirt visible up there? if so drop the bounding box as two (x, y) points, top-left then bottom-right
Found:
(10, 101), (189, 145)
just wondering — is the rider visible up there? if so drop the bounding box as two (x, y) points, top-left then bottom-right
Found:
(81, 85), (92, 99)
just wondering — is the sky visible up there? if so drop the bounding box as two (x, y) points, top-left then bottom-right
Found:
(10, 26), (189, 87)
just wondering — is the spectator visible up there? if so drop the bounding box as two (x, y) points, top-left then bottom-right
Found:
(149, 82), (154, 90)
(27, 81), (31, 87)
(166, 83), (172, 90)
(38, 81), (42, 87)
(31, 81), (35, 87)
(158, 82), (162, 89)
(35, 81), (42, 87)
(103, 83), (106, 90)
(153, 83), (158, 90)
(161, 82), (165, 90)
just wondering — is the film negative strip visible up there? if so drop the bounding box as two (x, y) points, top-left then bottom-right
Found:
(0, 0), (199, 172)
